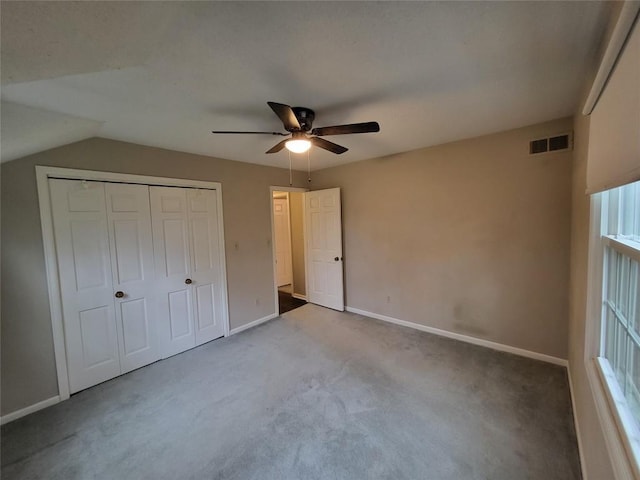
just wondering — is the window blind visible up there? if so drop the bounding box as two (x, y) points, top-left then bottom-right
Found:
(587, 15), (640, 194)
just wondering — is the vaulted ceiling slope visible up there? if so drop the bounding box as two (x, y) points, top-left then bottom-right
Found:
(1, 1), (614, 169)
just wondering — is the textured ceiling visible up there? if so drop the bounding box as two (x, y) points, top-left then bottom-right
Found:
(1, 1), (613, 169)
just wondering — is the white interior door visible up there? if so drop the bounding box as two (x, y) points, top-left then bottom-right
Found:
(150, 186), (196, 357)
(274, 197), (293, 287)
(187, 189), (226, 345)
(304, 188), (344, 311)
(49, 179), (121, 394)
(105, 183), (160, 373)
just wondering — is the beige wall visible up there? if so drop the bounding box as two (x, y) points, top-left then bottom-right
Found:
(289, 192), (306, 297)
(564, 5), (622, 477)
(569, 111), (615, 479)
(1, 138), (307, 415)
(311, 118), (573, 359)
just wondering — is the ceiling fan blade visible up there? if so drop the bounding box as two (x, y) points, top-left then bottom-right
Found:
(212, 130), (288, 136)
(311, 137), (348, 154)
(267, 102), (301, 131)
(311, 121), (380, 136)
(266, 139), (289, 154)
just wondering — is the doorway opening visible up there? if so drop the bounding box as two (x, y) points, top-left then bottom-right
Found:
(272, 189), (307, 314)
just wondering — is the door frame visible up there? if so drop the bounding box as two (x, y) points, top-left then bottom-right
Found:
(36, 166), (230, 401)
(269, 186), (308, 315)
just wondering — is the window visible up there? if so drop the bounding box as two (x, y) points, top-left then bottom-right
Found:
(596, 179), (640, 467)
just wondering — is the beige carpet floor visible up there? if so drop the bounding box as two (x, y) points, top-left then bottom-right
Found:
(1, 304), (580, 479)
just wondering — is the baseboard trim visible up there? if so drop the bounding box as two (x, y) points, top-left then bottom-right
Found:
(567, 366), (588, 480)
(1, 395), (61, 425)
(292, 293), (307, 301)
(229, 313), (278, 336)
(345, 306), (568, 367)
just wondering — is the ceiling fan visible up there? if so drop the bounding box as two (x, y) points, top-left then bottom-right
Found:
(212, 102), (380, 155)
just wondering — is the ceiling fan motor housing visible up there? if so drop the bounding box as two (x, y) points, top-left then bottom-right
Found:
(292, 107), (315, 131)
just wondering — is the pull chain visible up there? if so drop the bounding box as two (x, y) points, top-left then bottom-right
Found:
(288, 150), (293, 186)
(307, 149), (311, 183)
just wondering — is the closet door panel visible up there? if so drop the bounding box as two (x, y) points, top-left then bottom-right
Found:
(119, 298), (150, 354)
(195, 284), (215, 329)
(71, 220), (110, 291)
(105, 183), (160, 373)
(150, 186), (196, 357)
(78, 306), (116, 367)
(162, 219), (190, 276)
(49, 179), (121, 394)
(168, 290), (192, 338)
(112, 220), (143, 283)
(188, 189), (225, 345)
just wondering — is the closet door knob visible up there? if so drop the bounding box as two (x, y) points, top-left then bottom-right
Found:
(115, 291), (125, 298)
(185, 278), (193, 285)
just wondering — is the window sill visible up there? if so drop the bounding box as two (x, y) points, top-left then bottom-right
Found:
(588, 356), (640, 479)
(603, 235), (640, 262)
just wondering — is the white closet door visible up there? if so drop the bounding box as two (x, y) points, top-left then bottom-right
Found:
(150, 186), (196, 357)
(187, 189), (226, 345)
(49, 179), (121, 394)
(105, 183), (160, 373)
(305, 188), (344, 311)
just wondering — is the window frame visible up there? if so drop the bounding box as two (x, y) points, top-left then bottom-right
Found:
(586, 188), (640, 479)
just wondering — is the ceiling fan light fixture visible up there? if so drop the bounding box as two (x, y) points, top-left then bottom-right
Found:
(285, 138), (311, 153)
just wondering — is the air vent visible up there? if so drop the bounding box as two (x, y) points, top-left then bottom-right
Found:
(530, 138), (548, 154)
(549, 134), (570, 151)
(529, 132), (572, 155)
